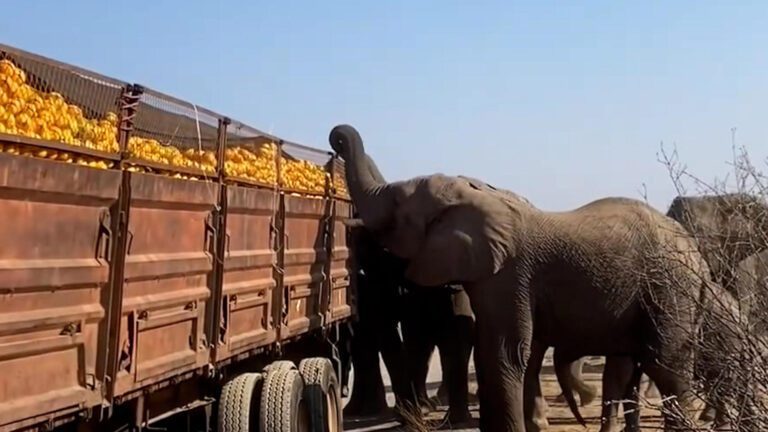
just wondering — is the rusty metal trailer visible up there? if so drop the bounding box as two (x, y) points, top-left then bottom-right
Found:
(0, 44), (355, 432)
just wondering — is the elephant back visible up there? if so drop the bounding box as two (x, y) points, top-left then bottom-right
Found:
(666, 193), (768, 285)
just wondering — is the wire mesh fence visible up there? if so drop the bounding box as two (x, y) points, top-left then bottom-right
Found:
(0, 44), (126, 160)
(0, 43), (347, 196)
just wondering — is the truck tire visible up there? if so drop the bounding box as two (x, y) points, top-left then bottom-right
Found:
(218, 372), (263, 432)
(263, 360), (296, 373)
(298, 358), (342, 432)
(260, 367), (310, 432)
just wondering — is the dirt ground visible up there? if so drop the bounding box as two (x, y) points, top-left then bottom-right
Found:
(343, 350), (666, 431)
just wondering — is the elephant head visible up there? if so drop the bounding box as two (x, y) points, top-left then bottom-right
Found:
(329, 124), (523, 287)
(666, 194), (768, 286)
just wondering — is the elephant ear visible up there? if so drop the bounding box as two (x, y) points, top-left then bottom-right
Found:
(390, 175), (521, 287)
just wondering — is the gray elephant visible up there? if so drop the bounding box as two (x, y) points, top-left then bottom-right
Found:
(559, 193), (768, 430)
(342, 155), (475, 425)
(698, 248), (768, 429)
(330, 124), (719, 432)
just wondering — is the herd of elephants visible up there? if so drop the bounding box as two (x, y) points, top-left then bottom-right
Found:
(328, 124), (768, 432)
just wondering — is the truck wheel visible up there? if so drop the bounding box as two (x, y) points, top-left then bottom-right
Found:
(263, 360), (296, 373)
(298, 358), (342, 432)
(260, 367), (310, 432)
(218, 372), (263, 432)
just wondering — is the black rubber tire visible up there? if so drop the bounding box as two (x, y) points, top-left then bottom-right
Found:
(260, 367), (309, 432)
(298, 358), (343, 432)
(218, 373), (263, 432)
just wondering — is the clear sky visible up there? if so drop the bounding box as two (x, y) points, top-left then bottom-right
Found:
(3, 1), (767, 210)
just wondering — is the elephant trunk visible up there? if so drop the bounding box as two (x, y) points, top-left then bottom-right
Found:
(329, 124), (395, 230)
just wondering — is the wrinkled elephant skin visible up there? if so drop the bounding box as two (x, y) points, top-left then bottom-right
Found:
(329, 124), (722, 432)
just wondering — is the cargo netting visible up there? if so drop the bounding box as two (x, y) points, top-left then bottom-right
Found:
(0, 43), (348, 197)
(127, 88), (221, 179)
(280, 140), (334, 197)
(224, 121), (280, 187)
(0, 44), (126, 167)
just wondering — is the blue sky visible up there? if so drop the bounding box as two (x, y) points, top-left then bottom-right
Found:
(3, 1), (767, 210)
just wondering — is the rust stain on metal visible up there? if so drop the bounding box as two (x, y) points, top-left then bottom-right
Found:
(112, 172), (218, 398)
(279, 194), (331, 340)
(0, 155), (120, 430)
(213, 185), (278, 361)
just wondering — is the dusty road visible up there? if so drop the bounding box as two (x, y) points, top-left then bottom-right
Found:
(343, 350), (665, 431)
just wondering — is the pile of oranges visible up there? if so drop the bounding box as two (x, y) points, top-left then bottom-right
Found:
(127, 136), (217, 175)
(0, 58), (350, 195)
(280, 158), (329, 194)
(224, 142), (279, 185)
(0, 59), (119, 153)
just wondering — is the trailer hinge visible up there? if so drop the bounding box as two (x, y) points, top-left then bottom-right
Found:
(85, 373), (97, 390)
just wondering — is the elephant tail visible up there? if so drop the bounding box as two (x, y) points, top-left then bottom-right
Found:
(553, 351), (587, 427)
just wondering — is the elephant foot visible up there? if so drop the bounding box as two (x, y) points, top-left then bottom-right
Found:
(435, 410), (476, 430)
(419, 396), (438, 413)
(393, 403), (430, 429)
(343, 398), (388, 418)
(533, 395), (549, 419)
(530, 400), (550, 432)
(597, 418), (622, 432)
(428, 394), (447, 408)
(526, 416), (549, 432)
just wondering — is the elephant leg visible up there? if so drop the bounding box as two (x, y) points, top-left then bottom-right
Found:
(598, 356), (641, 432)
(436, 314), (474, 424)
(435, 376), (449, 406)
(378, 318), (417, 412)
(641, 339), (697, 431)
(345, 320), (388, 417)
(338, 323), (353, 397)
(400, 314), (436, 413)
(621, 361), (643, 432)
(524, 341), (550, 432)
(470, 278), (532, 432)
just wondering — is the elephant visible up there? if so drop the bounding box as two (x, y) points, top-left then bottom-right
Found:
(329, 124), (721, 432)
(667, 194), (768, 287)
(668, 193), (768, 425)
(341, 155), (475, 425)
(341, 224), (415, 418)
(696, 248), (768, 429)
(557, 193), (768, 430)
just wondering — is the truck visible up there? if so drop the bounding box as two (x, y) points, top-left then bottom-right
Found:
(0, 43), (355, 432)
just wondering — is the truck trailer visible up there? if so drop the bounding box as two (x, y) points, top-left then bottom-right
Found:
(0, 43), (356, 432)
